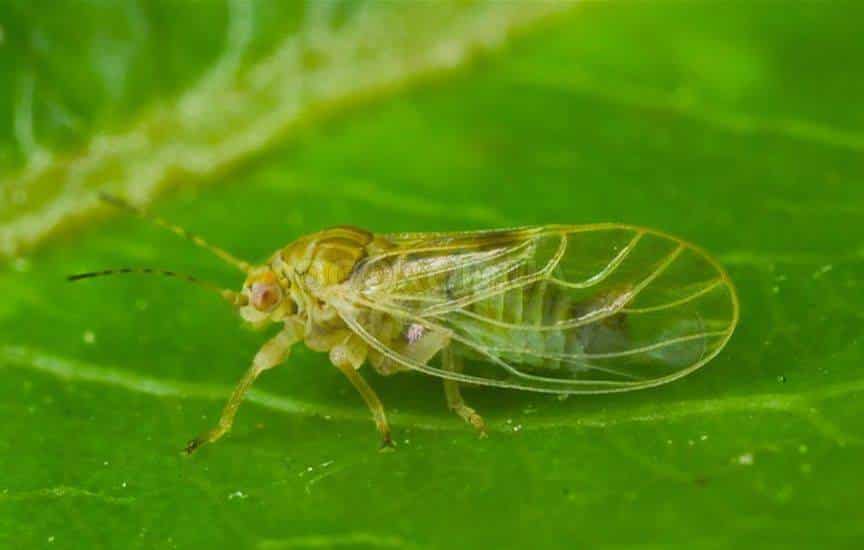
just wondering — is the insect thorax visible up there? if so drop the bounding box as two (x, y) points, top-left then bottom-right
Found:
(279, 226), (376, 288)
(272, 226), (381, 344)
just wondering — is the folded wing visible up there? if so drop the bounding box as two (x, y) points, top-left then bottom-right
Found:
(333, 225), (739, 394)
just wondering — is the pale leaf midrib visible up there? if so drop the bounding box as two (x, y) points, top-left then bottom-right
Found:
(0, 2), (573, 259)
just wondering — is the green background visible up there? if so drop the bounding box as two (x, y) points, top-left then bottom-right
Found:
(2, 2), (863, 549)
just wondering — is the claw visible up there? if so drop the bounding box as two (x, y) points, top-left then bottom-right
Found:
(474, 421), (489, 439)
(378, 433), (396, 453)
(183, 437), (206, 455)
(455, 406), (487, 438)
(472, 422), (489, 439)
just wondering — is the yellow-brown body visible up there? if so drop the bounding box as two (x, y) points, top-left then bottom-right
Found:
(224, 222), (736, 451)
(74, 196), (738, 452)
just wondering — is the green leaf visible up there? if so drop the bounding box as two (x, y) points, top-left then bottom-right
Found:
(2, 2), (863, 548)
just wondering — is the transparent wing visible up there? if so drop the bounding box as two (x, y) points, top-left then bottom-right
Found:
(333, 225), (739, 394)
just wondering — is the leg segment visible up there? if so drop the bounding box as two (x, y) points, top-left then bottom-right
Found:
(442, 347), (487, 437)
(330, 335), (393, 450)
(185, 327), (298, 454)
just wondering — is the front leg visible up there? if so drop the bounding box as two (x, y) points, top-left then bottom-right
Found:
(184, 327), (298, 454)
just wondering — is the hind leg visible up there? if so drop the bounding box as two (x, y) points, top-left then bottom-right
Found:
(442, 347), (487, 437)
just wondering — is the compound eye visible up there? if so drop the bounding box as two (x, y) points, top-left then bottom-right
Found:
(250, 282), (282, 312)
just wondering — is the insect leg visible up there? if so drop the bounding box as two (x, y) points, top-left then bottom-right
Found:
(184, 328), (298, 454)
(330, 335), (393, 450)
(442, 347), (487, 437)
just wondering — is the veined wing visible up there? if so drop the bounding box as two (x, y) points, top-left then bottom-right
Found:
(334, 225), (739, 394)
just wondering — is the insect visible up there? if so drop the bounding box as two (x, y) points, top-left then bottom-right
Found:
(70, 194), (739, 453)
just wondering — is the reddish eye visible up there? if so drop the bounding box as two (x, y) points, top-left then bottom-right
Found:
(250, 282), (282, 312)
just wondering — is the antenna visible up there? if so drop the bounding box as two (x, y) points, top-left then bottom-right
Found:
(67, 268), (249, 307)
(98, 192), (252, 273)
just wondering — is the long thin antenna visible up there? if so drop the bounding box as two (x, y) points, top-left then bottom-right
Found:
(98, 192), (252, 273)
(67, 268), (248, 307)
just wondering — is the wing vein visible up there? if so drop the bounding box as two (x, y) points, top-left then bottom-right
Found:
(488, 330), (728, 360)
(335, 296), (643, 388)
(435, 243), (685, 332)
(550, 231), (644, 289)
(384, 239), (534, 289)
(623, 278), (724, 314)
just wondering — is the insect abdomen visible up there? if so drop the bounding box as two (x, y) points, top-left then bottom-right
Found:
(481, 280), (576, 369)
(449, 262), (590, 371)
